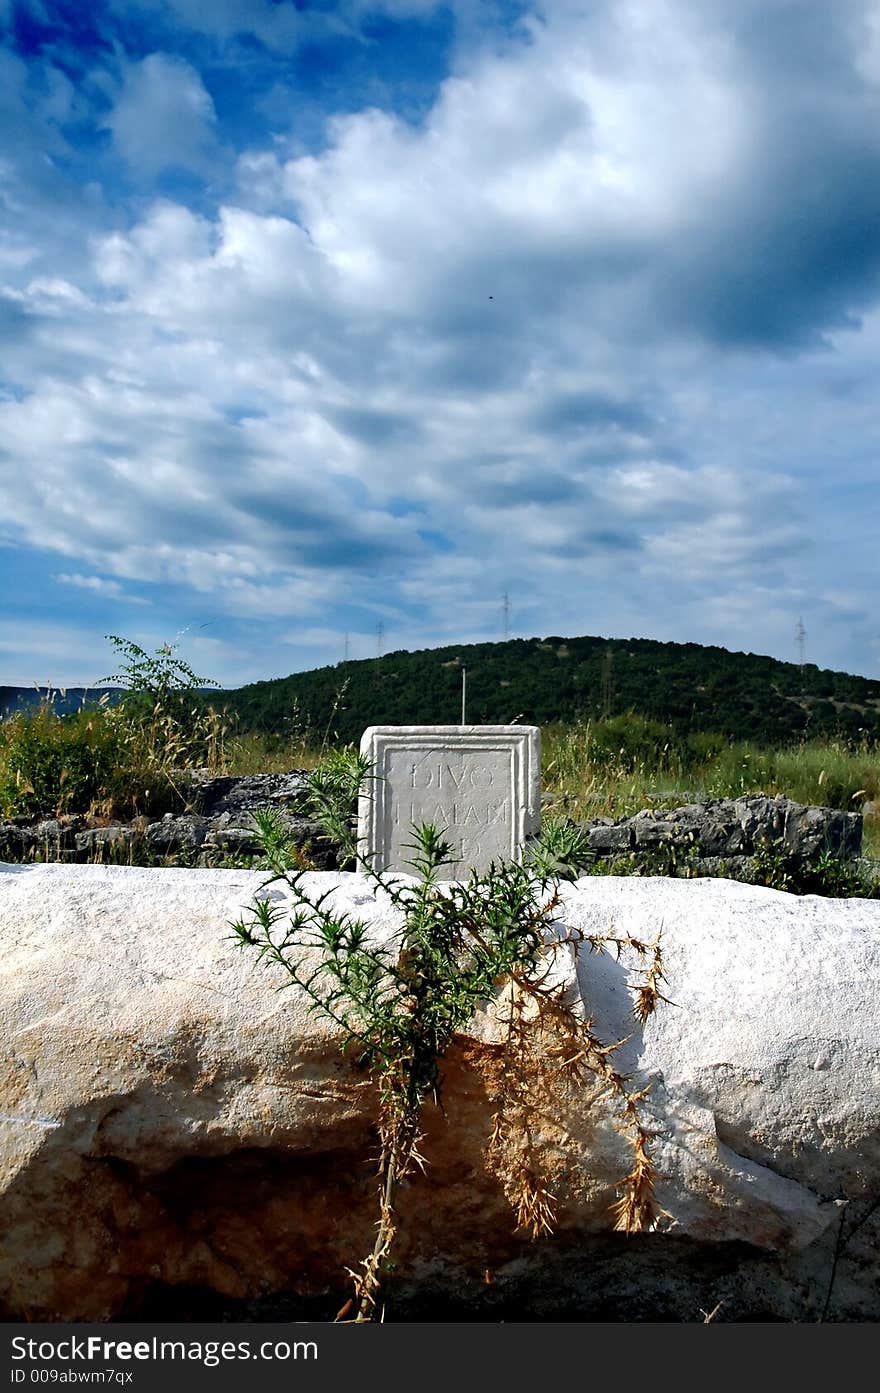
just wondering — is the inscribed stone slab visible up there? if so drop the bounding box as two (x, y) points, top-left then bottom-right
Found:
(357, 725), (540, 877)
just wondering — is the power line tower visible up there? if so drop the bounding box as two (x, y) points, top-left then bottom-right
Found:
(376, 621), (385, 660)
(502, 591), (510, 642)
(795, 617), (806, 671)
(343, 632), (350, 664)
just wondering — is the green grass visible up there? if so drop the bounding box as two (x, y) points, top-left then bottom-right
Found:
(541, 716), (880, 872)
(219, 728), (326, 776)
(0, 698), (231, 821)
(3, 702), (878, 867)
(541, 716), (878, 814)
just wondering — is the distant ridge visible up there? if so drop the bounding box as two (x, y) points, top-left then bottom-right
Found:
(0, 687), (123, 718)
(218, 634), (880, 747)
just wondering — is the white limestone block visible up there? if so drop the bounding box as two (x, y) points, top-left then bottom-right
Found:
(1, 862), (879, 1319)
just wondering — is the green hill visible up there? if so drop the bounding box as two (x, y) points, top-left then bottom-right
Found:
(0, 686), (123, 719)
(220, 635), (880, 748)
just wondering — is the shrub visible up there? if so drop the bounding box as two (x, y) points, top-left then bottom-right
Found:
(585, 713), (681, 773)
(745, 838), (879, 899)
(0, 635), (231, 821)
(0, 702), (129, 818)
(102, 634), (230, 775)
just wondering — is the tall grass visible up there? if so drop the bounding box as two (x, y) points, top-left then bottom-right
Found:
(217, 688), (350, 776)
(0, 696), (231, 820)
(541, 715), (880, 861)
(0, 698), (331, 818)
(542, 716), (878, 813)
(222, 729), (325, 776)
(3, 698), (877, 862)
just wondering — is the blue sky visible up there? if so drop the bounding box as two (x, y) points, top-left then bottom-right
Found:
(2, 0), (880, 689)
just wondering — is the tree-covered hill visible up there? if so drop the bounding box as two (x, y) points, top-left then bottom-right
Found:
(0, 686), (123, 718)
(220, 635), (880, 748)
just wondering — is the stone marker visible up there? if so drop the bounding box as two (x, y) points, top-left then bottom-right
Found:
(358, 724), (540, 876)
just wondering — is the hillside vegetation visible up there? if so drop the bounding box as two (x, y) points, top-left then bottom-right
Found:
(218, 635), (880, 873)
(2, 635), (878, 877)
(0, 687), (122, 718)
(222, 634), (880, 748)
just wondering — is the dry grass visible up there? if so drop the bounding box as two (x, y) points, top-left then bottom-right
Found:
(542, 719), (880, 823)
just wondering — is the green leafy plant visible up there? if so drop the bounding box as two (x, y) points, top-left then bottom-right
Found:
(103, 634), (230, 778)
(231, 753), (667, 1322)
(298, 745), (373, 868)
(589, 841), (703, 881)
(746, 837), (879, 898)
(0, 636), (234, 822)
(0, 699), (130, 818)
(103, 634), (213, 712)
(806, 850), (879, 899)
(522, 816), (596, 883)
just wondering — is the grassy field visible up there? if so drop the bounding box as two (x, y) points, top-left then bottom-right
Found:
(539, 717), (880, 859)
(1, 701), (878, 862)
(218, 713), (880, 864)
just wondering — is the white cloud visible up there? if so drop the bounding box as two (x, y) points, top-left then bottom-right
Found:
(103, 53), (218, 177)
(2, 1), (880, 684)
(0, 618), (113, 687)
(55, 573), (151, 604)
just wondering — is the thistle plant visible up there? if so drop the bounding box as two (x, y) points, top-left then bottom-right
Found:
(299, 746), (373, 868)
(230, 752), (667, 1321)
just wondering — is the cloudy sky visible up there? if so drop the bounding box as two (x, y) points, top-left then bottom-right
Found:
(2, 0), (880, 690)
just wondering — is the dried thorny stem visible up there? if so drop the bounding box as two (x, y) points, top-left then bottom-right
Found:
(609, 1116), (656, 1233)
(348, 1095), (431, 1321)
(633, 933), (667, 1025)
(486, 928), (666, 1237)
(349, 1139), (402, 1322)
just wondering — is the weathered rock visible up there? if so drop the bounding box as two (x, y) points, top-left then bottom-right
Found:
(4, 784), (862, 884)
(186, 771), (309, 819)
(145, 814), (210, 852)
(632, 817), (678, 847)
(1, 863), (878, 1321)
(74, 825), (138, 854)
(0, 824), (31, 861)
(587, 823), (633, 853)
(0, 772), (327, 868)
(32, 819), (76, 850)
(202, 825), (264, 854)
(579, 793), (862, 871)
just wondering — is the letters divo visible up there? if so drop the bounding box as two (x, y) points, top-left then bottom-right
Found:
(357, 725), (541, 876)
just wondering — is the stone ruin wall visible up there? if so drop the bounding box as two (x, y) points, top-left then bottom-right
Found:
(573, 792), (862, 875)
(0, 770), (864, 876)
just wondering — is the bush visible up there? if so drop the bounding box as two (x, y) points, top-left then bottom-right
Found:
(0, 703), (129, 818)
(103, 634), (229, 774)
(0, 635), (231, 821)
(745, 838), (879, 899)
(586, 713), (681, 773)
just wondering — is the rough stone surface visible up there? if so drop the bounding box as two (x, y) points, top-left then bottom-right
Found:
(0, 770), (337, 869)
(358, 725), (541, 876)
(577, 793), (862, 873)
(1, 783), (863, 885)
(187, 771), (309, 818)
(1, 862), (878, 1321)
